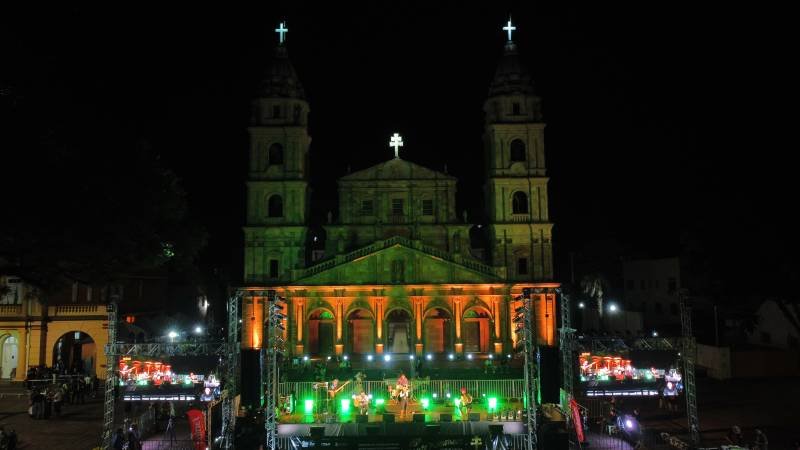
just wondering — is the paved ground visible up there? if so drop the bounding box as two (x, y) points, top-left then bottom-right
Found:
(0, 386), (103, 449)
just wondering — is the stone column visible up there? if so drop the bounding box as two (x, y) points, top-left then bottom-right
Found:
(335, 300), (344, 356)
(414, 298), (424, 356)
(375, 298), (384, 354)
(492, 297), (503, 355)
(453, 298), (464, 355)
(15, 324), (28, 381)
(295, 299), (305, 355)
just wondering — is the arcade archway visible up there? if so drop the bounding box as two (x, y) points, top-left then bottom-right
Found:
(52, 331), (96, 374)
(307, 309), (335, 356)
(0, 334), (18, 379)
(423, 308), (452, 354)
(462, 307), (491, 353)
(346, 308), (374, 354)
(385, 309), (412, 353)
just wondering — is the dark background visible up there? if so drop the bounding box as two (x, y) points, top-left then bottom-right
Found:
(2, 2), (793, 305)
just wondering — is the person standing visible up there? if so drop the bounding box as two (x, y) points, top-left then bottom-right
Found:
(111, 427), (125, 450)
(127, 423), (141, 450)
(754, 429), (768, 450)
(165, 414), (177, 445)
(53, 387), (64, 417)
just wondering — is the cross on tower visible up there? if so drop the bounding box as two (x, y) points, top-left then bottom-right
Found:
(503, 18), (516, 42)
(275, 21), (288, 44)
(389, 133), (404, 159)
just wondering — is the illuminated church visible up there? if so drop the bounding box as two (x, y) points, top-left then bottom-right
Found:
(241, 22), (558, 358)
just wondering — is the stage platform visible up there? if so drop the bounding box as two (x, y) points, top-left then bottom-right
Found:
(278, 420), (524, 436)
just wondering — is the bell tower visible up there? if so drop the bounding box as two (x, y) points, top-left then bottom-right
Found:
(244, 23), (311, 284)
(483, 20), (554, 281)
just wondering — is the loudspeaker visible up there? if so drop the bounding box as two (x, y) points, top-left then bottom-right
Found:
(240, 350), (261, 408)
(469, 412), (481, 421)
(356, 414), (368, 423)
(538, 346), (560, 404)
(439, 413), (452, 422)
(424, 424), (441, 434)
(383, 413), (395, 423)
(413, 413), (425, 422)
(309, 426), (325, 440)
(489, 424), (504, 436)
(366, 426), (381, 436)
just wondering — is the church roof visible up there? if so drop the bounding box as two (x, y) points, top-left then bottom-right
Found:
(339, 157), (455, 182)
(488, 42), (535, 97)
(257, 46), (306, 99)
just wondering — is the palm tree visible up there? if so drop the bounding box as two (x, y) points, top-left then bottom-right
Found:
(580, 274), (609, 318)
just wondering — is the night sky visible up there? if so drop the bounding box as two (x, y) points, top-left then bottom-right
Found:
(3, 3), (793, 299)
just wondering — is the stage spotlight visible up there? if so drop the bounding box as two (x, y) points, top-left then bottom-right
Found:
(616, 414), (641, 442)
(303, 355), (309, 361)
(409, 355), (414, 360)
(304, 399), (314, 414)
(367, 354), (373, 361)
(608, 303), (619, 313)
(343, 355), (349, 361)
(448, 353), (455, 360)
(432, 393), (438, 398)
(327, 356), (331, 361)
(467, 354), (473, 360)
(421, 398), (430, 410)
(384, 354), (391, 362)
(445, 392), (451, 399)
(488, 397), (497, 411)
(426, 354), (433, 361)
(652, 330), (658, 337)
(507, 354), (512, 359)
(341, 399), (350, 413)
(489, 354), (493, 359)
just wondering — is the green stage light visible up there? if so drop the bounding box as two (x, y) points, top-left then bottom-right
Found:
(375, 398), (385, 406)
(421, 398), (430, 410)
(488, 397), (498, 411)
(454, 398), (461, 407)
(304, 399), (314, 414)
(341, 399), (350, 413)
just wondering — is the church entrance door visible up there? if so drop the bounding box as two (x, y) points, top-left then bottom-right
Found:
(308, 309), (335, 356)
(386, 309), (411, 354)
(424, 308), (452, 354)
(347, 309), (374, 354)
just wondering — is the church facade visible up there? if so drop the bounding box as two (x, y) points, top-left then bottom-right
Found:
(241, 28), (558, 358)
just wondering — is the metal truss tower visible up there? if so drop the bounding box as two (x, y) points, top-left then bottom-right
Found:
(222, 290), (241, 449)
(558, 289), (576, 400)
(101, 301), (118, 450)
(679, 290), (700, 445)
(514, 287), (538, 450)
(262, 290), (286, 450)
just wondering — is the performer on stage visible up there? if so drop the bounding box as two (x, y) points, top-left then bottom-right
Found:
(328, 378), (340, 414)
(396, 372), (410, 418)
(355, 391), (370, 416)
(459, 386), (473, 420)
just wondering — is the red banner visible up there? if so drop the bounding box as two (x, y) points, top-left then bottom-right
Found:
(186, 409), (207, 450)
(570, 398), (585, 443)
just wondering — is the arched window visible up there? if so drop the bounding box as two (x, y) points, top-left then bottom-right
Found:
(512, 191), (529, 214)
(268, 143), (284, 165)
(510, 139), (526, 162)
(267, 195), (283, 218)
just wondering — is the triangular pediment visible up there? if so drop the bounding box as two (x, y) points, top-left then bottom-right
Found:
(340, 158), (455, 182)
(293, 237), (502, 285)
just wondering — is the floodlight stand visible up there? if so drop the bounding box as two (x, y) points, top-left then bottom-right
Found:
(679, 290), (700, 445)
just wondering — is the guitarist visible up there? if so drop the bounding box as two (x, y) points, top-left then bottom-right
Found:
(327, 378), (351, 415)
(459, 387), (473, 420)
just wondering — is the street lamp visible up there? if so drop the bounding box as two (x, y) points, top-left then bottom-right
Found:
(608, 303), (619, 313)
(652, 330), (658, 337)
(194, 326), (203, 335)
(168, 330), (179, 342)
